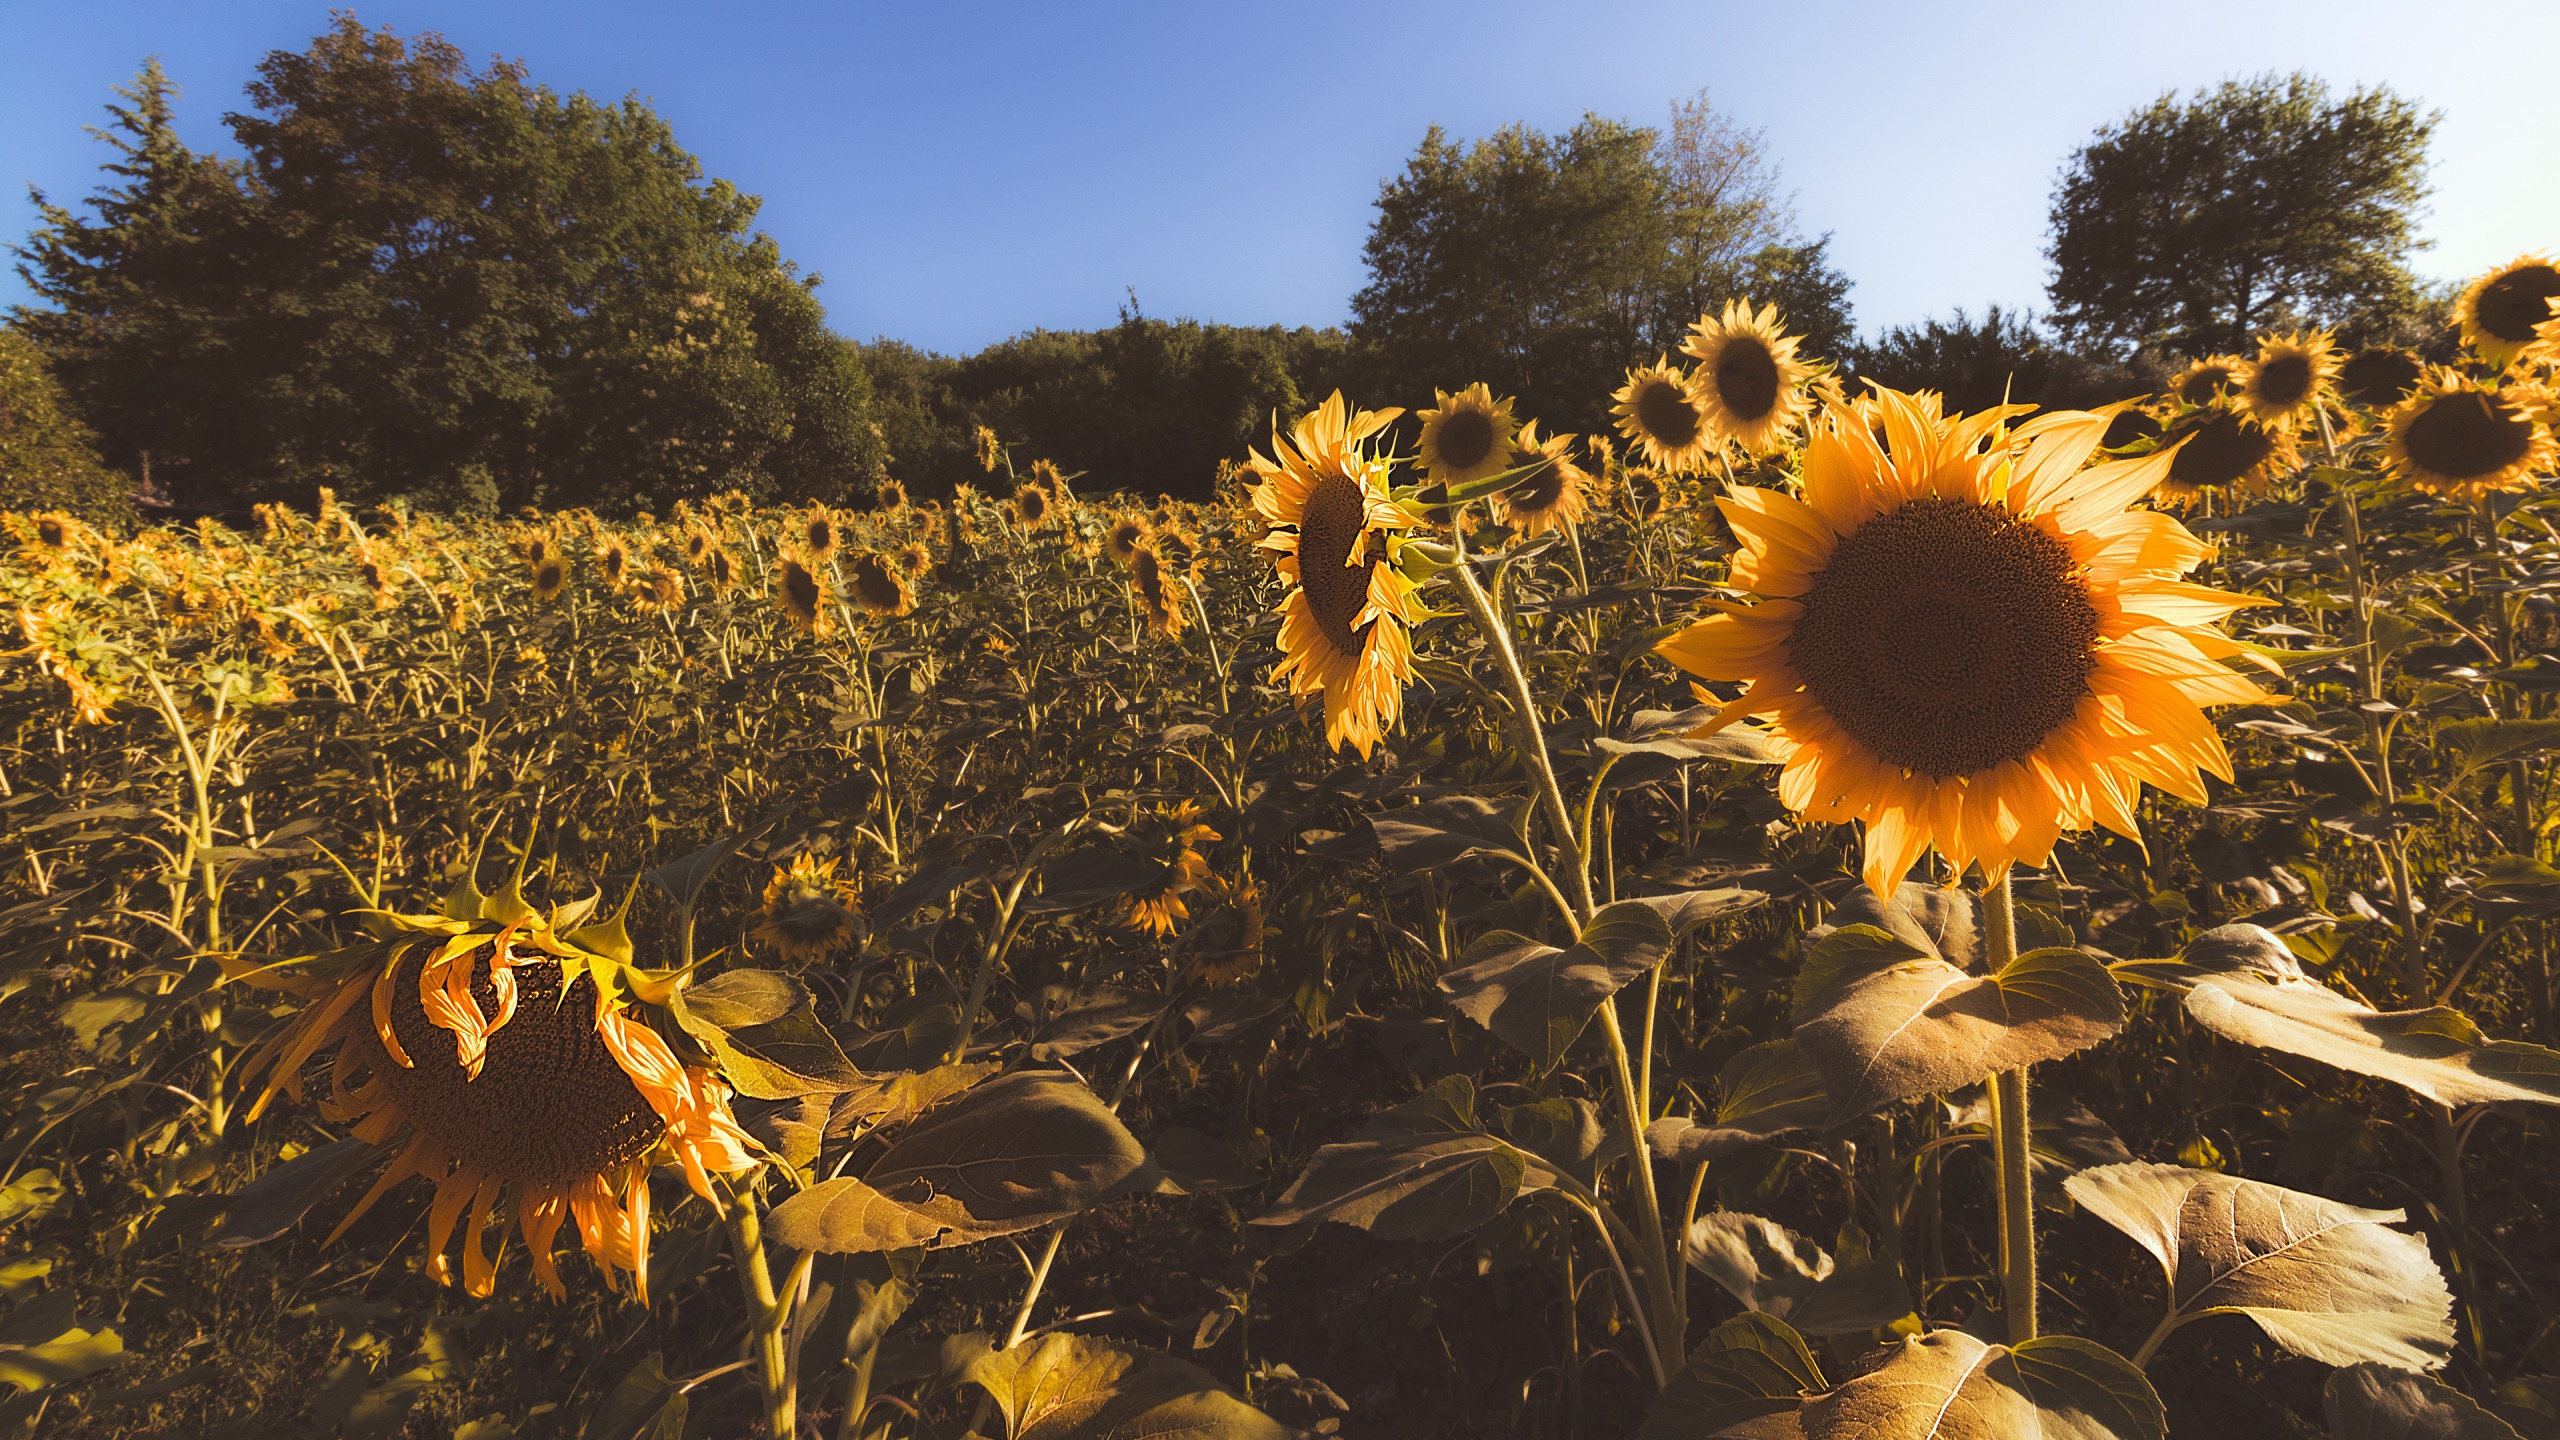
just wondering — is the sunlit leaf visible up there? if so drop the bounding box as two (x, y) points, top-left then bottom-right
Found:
(2324, 1362), (2524, 1440)
(1439, 901), (1674, 1073)
(957, 1330), (1293, 1439)
(1798, 1330), (2163, 1440)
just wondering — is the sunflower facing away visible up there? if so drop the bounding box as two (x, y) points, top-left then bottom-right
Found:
(2338, 348), (2425, 410)
(2456, 255), (2560, 366)
(1415, 384), (1518, 488)
(1612, 360), (1718, 474)
(1249, 391), (1420, 758)
(1488, 421), (1590, 538)
(2170, 356), (2246, 407)
(1681, 299), (1816, 454)
(2238, 330), (2338, 432)
(235, 870), (757, 1299)
(1655, 386), (2272, 896)
(773, 552), (835, 636)
(1124, 803), (1220, 937)
(1130, 543), (1185, 638)
(705, 547), (742, 595)
(2383, 370), (2557, 500)
(752, 853), (865, 964)
(849, 550), (916, 617)
(2152, 405), (2301, 508)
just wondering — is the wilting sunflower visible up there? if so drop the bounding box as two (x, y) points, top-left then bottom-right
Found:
(893, 541), (933, 578)
(974, 425), (1001, 473)
(1489, 421), (1590, 538)
(798, 506), (841, 562)
(2338, 347), (2425, 410)
(2170, 356), (2246, 407)
(1681, 299), (1816, 453)
(1655, 385), (2271, 897)
(596, 537), (632, 590)
(1105, 515), (1149, 565)
(1013, 484), (1052, 529)
(2456, 255), (2560, 366)
(1249, 391), (1419, 758)
(773, 552), (836, 636)
(1611, 360), (1717, 474)
(2383, 370), (2557, 500)
(2152, 405), (2300, 508)
(2238, 330), (2338, 432)
(752, 853), (865, 964)
(530, 555), (570, 603)
(234, 870), (758, 1299)
(1123, 803), (1219, 937)
(848, 550), (916, 617)
(705, 548), (742, 595)
(876, 480), (908, 513)
(1130, 543), (1186, 639)
(1415, 384), (1518, 488)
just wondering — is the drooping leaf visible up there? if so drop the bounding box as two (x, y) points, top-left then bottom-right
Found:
(2324, 1362), (2524, 1440)
(1683, 1215), (1911, 1337)
(1792, 926), (2125, 1124)
(681, 969), (808, 1029)
(1798, 1330), (2164, 1440)
(957, 1331), (1294, 1440)
(2064, 1162), (2455, 1370)
(1499, 1097), (1615, 1186)
(1251, 1076), (1548, 1242)
(1638, 1311), (1828, 1440)
(685, 1003), (870, 1100)
(1813, 885), (1979, 967)
(1439, 901), (1675, 1073)
(212, 1137), (382, 1247)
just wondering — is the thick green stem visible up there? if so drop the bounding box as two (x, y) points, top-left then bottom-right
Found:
(2430, 1104), (2486, 1365)
(1444, 546), (1593, 919)
(726, 1194), (794, 1437)
(1985, 875), (2037, 1343)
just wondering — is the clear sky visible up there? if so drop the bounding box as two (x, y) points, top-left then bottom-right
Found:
(5, 0), (2554, 357)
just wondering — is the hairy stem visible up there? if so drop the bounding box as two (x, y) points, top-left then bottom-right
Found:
(1984, 874), (2037, 1343)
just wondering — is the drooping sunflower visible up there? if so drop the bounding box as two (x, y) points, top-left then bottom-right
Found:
(705, 547), (742, 595)
(530, 556), (570, 603)
(1681, 299), (1816, 453)
(2151, 405), (2300, 508)
(1130, 543), (1186, 638)
(2382, 370), (2557, 500)
(1013, 484), (1052, 529)
(2170, 356), (2247, 407)
(2337, 347), (2425, 410)
(1655, 385), (2272, 897)
(2238, 330), (2339, 432)
(1123, 803), (1220, 937)
(1249, 391), (1420, 758)
(2456, 255), (2560, 366)
(1105, 515), (1149, 565)
(1488, 421), (1590, 538)
(848, 549), (916, 617)
(773, 552), (835, 636)
(798, 506), (841, 562)
(1611, 360), (1717, 474)
(234, 871), (758, 1299)
(752, 853), (865, 964)
(1414, 384), (1518, 488)
(876, 480), (908, 513)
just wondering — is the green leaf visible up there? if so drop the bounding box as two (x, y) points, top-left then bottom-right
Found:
(1815, 885), (1979, 966)
(212, 1137), (382, 1247)
(1638, 1312), (1827, 1440)
(2439, 718), (2560, 780)
(2064, 1162), (2454, 1370)
(1683, 1216), (1911, 1337)
(682, 969), (808, 1029)
(690, 1004), (869, 1100)
(1792, 927), (2125, 1124)
(1649, 1039), (1831, 1163)
(1371, 795), (1532, 874)
(1251, 1075), (1546, 1242)
(0, 1173), (63, 1232)
(1439, 900), (1675, 1073)
(2324, 1363), (2523, 1439)
(957, 1330), (1295, 1440)
(1799, 1330), (2164, 1440)
(584, 1352), (686, 1440)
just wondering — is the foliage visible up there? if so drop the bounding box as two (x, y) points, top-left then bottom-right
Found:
(1847, 305), (2154, 415)
(0, 328), (133, 527)
(10, 20), (883, 514)
(2046, 71), (2438, 357)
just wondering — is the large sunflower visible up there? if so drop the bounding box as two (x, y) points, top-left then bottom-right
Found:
(2337, 347), (2425, 410)
(2238, 330), (2338, 432)
(2382, 370), (2557, 500)
(2151, 404), (2300, 508)
(1681, 299), (1816, 453)
(1611, 360), (1718, 474)
(2170, 356), (2246, 407)
(236, 873), (756, 1299)
(848, 550), (917, 617)
(1415, 384), (1518, 488)
(1489, 421), (1591, 538)
(1105, 515), (1148, 566)
(1656, 386), (2271, 897)
(2456, 255), (2560, 366)
(1249, 391), (1419, 758)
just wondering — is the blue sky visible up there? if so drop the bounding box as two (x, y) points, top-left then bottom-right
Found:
(5, 1), (2554, 356)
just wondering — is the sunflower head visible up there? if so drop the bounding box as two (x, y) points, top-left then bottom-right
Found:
(2338, 347), (2425, 410)
(632, 566), (685, 613)
(2171, 356), (2246, 407)
(1013, 484), (1052, 529)
(2100, 404), (2164, 450)
(682, 527), (715, 569)
(2383, 370), (2557, 500)
(1489, 421), (1590, 538)
(1130, 543), (1185, 638)
(774, 552), (834, 635)
(2152, 404), (2299, 508)
(530, 557), (570, 603)
(1681, 299), (1816, 453)
(849, 550), (916, 617)
(1106, 515), (1148, 565)
(2456, 255), (2560, 366)
(1415, 383), (1519, 487)
(799, 507), (840, 561)
(2239, 330), (2338, 431)
(1029, 458), (1065, 497)
(1621, 469), (1672, 522)
(705, 547), (741, 594)
(753, 853), (865, 964)
(876, 480), (908, 512)
(1611, 360), (1716, 473)
(1122, 803), (1221, 937)
(974, 425), (1002, 473)
(893, 540), (933, 577)
(597, 537), (632, 588)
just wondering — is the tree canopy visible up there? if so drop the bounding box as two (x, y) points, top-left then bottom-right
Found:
(0, 328), (135, 525)
(11, 18), (882, 514)
(2045, 72), (2436, 358)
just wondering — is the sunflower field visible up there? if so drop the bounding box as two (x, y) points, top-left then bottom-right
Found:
(5, 260), (2560, 1440)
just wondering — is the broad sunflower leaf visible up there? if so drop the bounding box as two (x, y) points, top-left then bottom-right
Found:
(1647, 1040), (1830, 1163)
(693, 1005), (868, 1100)
(212, 1137), (382, 1247)
(1439, 900), (1675, 1073)
(1812, 885), (1979, 967)
(2063, 1162), (2454, 1370)
(1018, 984), (1162, 1060)
(1370, 794), (1532, 874)
(2324, 1363), (2524, 1440)
(682, 969), (808, 1029)
(1251, 1075), (1548, 1242)
(1019, 849), (1158, 916)
(956, 1331), (1294, 1440)
(1683, 1215), (1912, 1337)
(1638, 1311), (1827, 1440)
(1798, 1330), (2164, 1440)
(1624, 886), (1768, 940)
(586, 1352), (686, 1440)
(1792, 926), (2125, 1124)
(2440, 718), (2560, 780)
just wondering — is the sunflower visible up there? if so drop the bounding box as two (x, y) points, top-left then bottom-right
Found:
(876, 480), (908, 513)
(1488, 421), (1590, 538)
(2456, 255), (2560, 366)
(2238, 330), (2338, 432)
(893, 541), (933, 578)
(596, 537), (632, 590)
(1123, 804), (1220, 937)
(1655, 385), (2271, 897)
(2382, 370), (2557, 500)
(752, 854), (865, 964)
(2151, 405), (2300, 508)
(163, 585), (217, 628)
(1105, 515), (1149, 565)
(1014, 484), (1052, 529)
(1414, 384), (1518, 488)
(1681, 299), (1816, 453)
(2337, 347), (2425, 410)
(518, 532), (552, 572)
(848, 550), (916, 617)
(1249, 391), (1419, 758)
(1029, 459), (1066, 497)
(1130, 543), (1186, 639)
(2100, 404), (2163, 450)
(705, 548), (742, 595)
(530, 556), (570, 603)
(234, 872), (757, 1299)
(1621, 469), (1672, 522)
(1611, 360), (1717, 474)
(632, 566), (685, 614)
(681, 526), (716, 570)
(797, 506), (840, 562)
(773, 552), (835, 636)
(974, 426), (1001, 473)
(2170, 356), (2246, 407)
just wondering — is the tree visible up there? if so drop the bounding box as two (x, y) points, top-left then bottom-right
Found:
(0, 327), (135, 525)
(13, 18), (882, 513)
(1847, 305), (2149, 416)
(2046, 72), (2436, 357)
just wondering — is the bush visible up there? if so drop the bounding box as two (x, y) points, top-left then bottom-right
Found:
(0, 328), (133, 527)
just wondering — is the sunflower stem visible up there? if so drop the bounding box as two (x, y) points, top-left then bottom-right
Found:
(724, 1188), (795, 1437)
(1984, 873), (2037, 1343)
